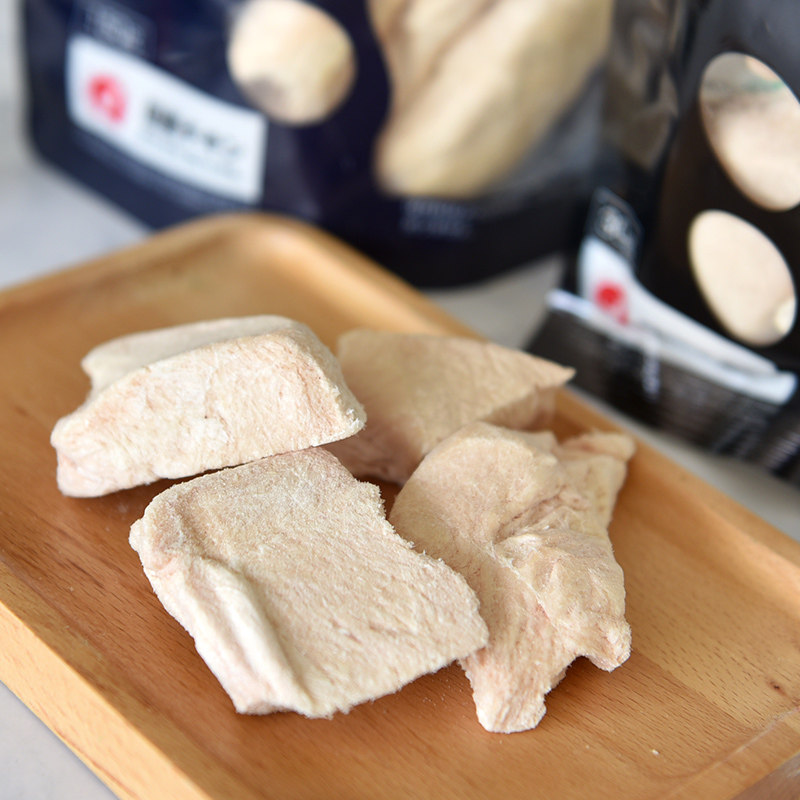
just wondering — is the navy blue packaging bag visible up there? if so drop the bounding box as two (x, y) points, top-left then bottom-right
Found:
(23, 0), (616, 286)
(530, 0), (800, 485)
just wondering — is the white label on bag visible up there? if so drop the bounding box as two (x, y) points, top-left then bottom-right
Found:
(66, 35), (266, 203)
(573, 235), (798, 403)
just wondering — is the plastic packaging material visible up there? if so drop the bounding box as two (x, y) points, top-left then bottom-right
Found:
(530, 0), (800, 485)
(23, 0), (615, 287)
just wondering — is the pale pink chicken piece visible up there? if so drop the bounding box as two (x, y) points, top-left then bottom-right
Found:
(327, 330), (574, 485)
(389, 422), (634, 733)
(51, 316), (366, 496)
(129, 447), (489, 718)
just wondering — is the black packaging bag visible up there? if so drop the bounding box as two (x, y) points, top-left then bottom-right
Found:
(531, 0), (800, 485)
(23, 0), (615, 287)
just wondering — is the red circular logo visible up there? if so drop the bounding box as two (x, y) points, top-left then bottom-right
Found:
(594, 281), (629, 324)
(87, 75), (127, 123)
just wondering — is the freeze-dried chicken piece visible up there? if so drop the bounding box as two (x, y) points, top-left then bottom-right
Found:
(51, 316), (365, 496)
(326, 329), (574, 485)
(129, 448), (489, 717)
(81, 316), (302, 394)
(389, 422), (633, 733)
(552, 431), (637, 527)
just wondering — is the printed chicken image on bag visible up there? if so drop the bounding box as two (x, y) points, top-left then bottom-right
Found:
(24, 0), (614, 286)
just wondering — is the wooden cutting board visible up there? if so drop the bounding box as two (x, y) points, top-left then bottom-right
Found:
(1, 213), (799, 800)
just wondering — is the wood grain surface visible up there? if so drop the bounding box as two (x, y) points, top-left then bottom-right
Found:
(1, 213), (799, 800)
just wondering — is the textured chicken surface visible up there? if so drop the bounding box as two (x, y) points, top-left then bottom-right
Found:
(81, 316), (303, 394)
(129, 448), (489, 717)
(389, 422), (633, 733)
(327, 330), (573, 485)
(52, 316), (365, 496)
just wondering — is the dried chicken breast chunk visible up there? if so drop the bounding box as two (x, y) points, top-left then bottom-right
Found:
(52, 316), (365, 497)
(129, 448), (489, 717)
(327, 329), (574, 485)
(389, 422), (633, 733)
(81, 316), (304, 395)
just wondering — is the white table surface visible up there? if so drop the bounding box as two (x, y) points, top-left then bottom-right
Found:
(1, 1), (798, 798)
